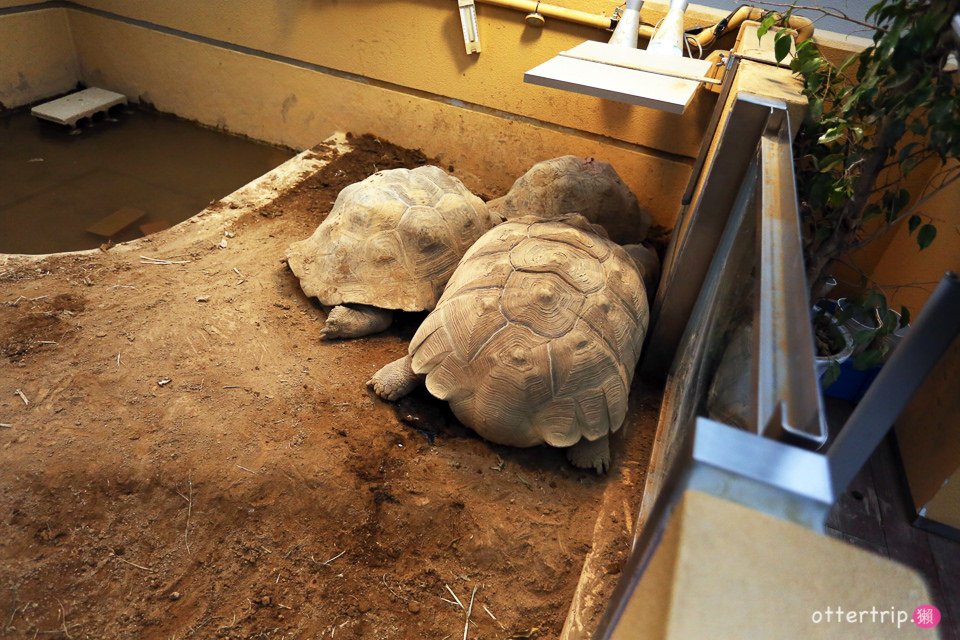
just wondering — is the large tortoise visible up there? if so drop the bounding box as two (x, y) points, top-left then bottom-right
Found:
(286, 165), (499, 339)
(368, 215), (650, 472)
(488, 156), (652, 245)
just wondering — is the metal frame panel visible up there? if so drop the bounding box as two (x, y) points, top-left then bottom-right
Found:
(593, 81), (960, 636)
(827, 273), (960, 495)
(755, 112), (827, 446)
(641, 93), (787, 379)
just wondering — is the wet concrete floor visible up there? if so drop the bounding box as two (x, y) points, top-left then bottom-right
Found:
(0, 106), (293, 254)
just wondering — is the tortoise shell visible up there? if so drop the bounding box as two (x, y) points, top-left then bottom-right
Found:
(408, 215), (649, 448)
(488, 156), (651, 245)
(286, 166), (496, 311)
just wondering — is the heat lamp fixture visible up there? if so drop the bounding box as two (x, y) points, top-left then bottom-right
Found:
(524, 0), (713, 114)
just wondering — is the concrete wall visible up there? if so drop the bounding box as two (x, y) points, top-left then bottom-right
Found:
(57, 0), (726, 225)
(867, 163), (960, 314)
(896, 333), (960, 532)
(0, 7), (79, 109)
(0, 0), (871, 229)
(617, 490), (934, 639)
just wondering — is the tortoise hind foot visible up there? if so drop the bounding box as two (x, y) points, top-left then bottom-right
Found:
(566, 435), (611, 474)
(319, 304), (393, 340)
(367, 355), (423, 402)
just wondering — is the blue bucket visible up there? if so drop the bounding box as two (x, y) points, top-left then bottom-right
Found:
(823, 359), (881, 403)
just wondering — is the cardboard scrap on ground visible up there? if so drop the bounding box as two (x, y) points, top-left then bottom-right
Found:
(86, 207), (146, 238)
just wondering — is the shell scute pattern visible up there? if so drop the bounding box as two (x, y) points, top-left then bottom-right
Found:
(488, 156), (652, 245)
(286, 165), (495, 312)
(602, 248), (647, 325)
(439, 291), (509, 362)
(509, 237), (606, 294)
(501, 271), (583, 339)
(409, 215), (649, 447)
(440, 254), (514, 300)
(528, 220), (612, 261)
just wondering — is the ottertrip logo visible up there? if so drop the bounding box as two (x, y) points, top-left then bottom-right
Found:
(810, 604), (941, 629)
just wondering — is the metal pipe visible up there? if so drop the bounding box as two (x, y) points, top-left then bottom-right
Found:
(609, 0), (644, 48)
(474, 0), (814, 46)
(648, 0), (689, 56)
(475, 0), (612, 30)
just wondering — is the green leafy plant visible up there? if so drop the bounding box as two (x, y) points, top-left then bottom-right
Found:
(758, 0), (959, 368)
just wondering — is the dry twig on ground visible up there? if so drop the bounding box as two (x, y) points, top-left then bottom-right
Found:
(463, 585), (478, 640)
(139, 255), (191, 266)
(176, 476), (194, 552)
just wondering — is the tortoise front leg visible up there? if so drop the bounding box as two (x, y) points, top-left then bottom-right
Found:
(368, 355), (424, 401)
(319, 304), (393, 340)
(567, 434), (611, 474)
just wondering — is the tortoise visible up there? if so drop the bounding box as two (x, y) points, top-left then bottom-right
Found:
(488, 156), (652, 245)
(368, 215), (650, 473)
(623, 242), (661, 295)
(286, 165), (499, 339)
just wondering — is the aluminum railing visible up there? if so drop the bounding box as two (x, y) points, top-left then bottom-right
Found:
(593, 91), (960, 638)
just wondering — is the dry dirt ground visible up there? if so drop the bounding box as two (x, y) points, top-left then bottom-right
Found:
(0, 135), (660, 640)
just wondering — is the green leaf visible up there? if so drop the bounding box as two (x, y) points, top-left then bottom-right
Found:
(898, 142), (919, 162)
(854, 347), (886, 370)
(896, 189), (909, 211)
(837, 53), (858, 75)
(900, 306), (911, 327)
(902, 156), (922, 176)
(757, 12), (776, 39)
(881, 119), (906, 147)
(881, 309), (899, 333)
(821, 361), (842, 388)
(808, 98), (824, 122)
(908, 215), (922, 234)
(818, 154), (845, 172)
(917, 224), (937, 250)
(818, 126), (846, 145)
(863, 290), (887, 315)
(854, 329), (877, 348)
(807, 173), (833, 209)
(774, 33), (792, 62)
(882, 189), (910, 220)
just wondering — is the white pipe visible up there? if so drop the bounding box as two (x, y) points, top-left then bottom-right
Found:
(647, 0), (689, 57)
(607, 0), (643, 49)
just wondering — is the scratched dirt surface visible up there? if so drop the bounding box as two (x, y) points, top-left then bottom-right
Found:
(0, 134), (659, 640)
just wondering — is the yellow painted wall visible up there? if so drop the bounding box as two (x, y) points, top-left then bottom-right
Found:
(2, 0), (870, 228)
(62, 0), (726, 158)
(0, 8), (79, 109)
(61, 1), (727, 223)
(65, 9), (693, 219)
(617, 491), (934, 639)
(895, 332), (960, 530)
(0, 0), (47, 8)
(867, 162), (960, 314)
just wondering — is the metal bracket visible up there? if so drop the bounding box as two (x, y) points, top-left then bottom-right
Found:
(755, 108), (827, 446)
(458, 0), (482, 54)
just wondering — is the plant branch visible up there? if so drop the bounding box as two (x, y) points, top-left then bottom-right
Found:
(877, 148), (934, 175)
(844, 167), (959, 252)
(807, 131), (895, 284)
(754, 0), (886, 32)
(832, 258), (938, 300)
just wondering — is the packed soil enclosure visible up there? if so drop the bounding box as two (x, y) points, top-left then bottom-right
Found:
(0, 135), (660, 639)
